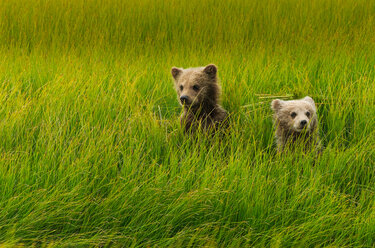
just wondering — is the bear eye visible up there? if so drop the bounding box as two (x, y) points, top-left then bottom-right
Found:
(192, 85), (200, 91)
(306, 111), (311, 118)
(179, 85), (183, 91)
(291, 112), (297, 119)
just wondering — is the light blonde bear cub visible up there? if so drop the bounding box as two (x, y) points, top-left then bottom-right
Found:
(271, 96), (320, 152)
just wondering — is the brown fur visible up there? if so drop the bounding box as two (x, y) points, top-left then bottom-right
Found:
(171, 64), (228, 132)
(271, 96), (320, 152)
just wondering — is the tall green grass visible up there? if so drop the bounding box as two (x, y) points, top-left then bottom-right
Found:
(0, 0), (375, 246)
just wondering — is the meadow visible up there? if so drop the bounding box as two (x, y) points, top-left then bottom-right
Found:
(0, 0), (375, 246)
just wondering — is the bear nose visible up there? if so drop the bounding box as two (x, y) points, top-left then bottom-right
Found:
(300, 120), (307, 126)
(180, 96), (189, 104)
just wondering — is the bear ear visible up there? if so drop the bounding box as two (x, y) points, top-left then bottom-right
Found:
(303, 96), (316, 109)
(271, 99), (284, 112)
(203, 64), (217, 78)
(171, 67), (182, 80)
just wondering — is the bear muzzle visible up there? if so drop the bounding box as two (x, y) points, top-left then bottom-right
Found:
(300, 120), (307, 127)
(180, 95), (191, 105)
(295, 119), (310, 132)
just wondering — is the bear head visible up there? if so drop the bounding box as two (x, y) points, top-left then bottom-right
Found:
(171, 64), (219, 108)
(271, 96), (317, 133)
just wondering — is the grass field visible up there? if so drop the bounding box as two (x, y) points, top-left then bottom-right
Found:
(0, 0), (375, 246)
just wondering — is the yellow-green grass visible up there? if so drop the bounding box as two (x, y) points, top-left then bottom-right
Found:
(0, 0), (375, 246)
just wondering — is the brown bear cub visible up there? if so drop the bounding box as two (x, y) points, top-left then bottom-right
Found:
(171, 64), (228, 132)
(271, 96), (320, 152)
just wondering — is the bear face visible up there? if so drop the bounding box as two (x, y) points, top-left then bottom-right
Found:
(171, 64), (218, 108)
(271, 96), (320, 152)
(272, 96), (317, 133)
(170, 64), (228, 132)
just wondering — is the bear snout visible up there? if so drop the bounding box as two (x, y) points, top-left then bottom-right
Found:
(180, 95), (190, 105)
(293, 119), (309, 131)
